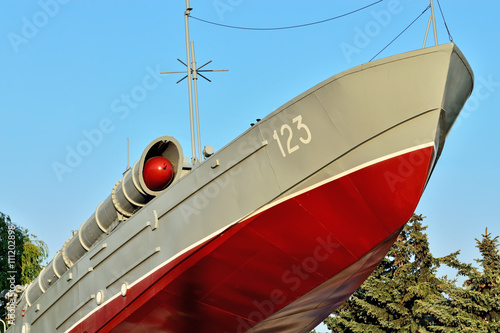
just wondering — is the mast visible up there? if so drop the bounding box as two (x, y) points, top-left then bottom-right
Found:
(184, 1), (197, 164)
(161, 3), (228, 165)
(423, 0), (438, 47)
(191, 41), (202, 161)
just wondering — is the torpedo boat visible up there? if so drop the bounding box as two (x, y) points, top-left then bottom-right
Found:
(6, 3), (473, 333)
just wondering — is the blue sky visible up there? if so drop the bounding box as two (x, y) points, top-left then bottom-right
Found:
(1, 1), (499, 331)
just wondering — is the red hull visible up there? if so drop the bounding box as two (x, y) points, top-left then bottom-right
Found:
(67, 145), (434, 333)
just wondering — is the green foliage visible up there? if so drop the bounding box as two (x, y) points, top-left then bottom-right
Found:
(0, 212), (48, 332)
(324, 214), (500, 333)
(21, 233), (49, 285)
(325, 214), (454, 332)
(0, 212), (48, 292)
(425, 229), (500, 332)
(0, 213), (25, 293)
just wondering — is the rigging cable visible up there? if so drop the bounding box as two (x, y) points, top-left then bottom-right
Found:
(190, 0), (383, 31)
(369, 5), (431, 62)
(436, 0), (453, 42)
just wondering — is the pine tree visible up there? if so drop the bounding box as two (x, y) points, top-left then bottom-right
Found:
(472, 229), (500, 327)
(425, 229), (500, 332)
(324, 214), (460, 332)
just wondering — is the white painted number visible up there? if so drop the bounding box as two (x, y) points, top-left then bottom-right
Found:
(294, 115), (312, 144)
(282, 124), (299, 155)
(272, 115), (312, 157)
(272, 130), (286, 157)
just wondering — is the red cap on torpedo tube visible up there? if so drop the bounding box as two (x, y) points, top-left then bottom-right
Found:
(143, 156), (174, 191)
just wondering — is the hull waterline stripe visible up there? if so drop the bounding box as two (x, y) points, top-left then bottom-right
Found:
(244, 141), (435, 221)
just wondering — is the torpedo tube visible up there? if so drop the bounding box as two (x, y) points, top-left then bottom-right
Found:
(18, 135), (183, 312)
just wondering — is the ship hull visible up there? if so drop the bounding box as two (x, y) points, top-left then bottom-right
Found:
(10, 43), (473, 333)
(98, 144), (435, 333)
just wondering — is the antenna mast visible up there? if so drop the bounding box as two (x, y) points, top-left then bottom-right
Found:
(184, 1), (196, 164)
(423, 0), (438, 47)
(161, 3), (228, 165)
(123, 137), (131, 175)
(126, 137), (130, 170)
(191, 41), (202, 161)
